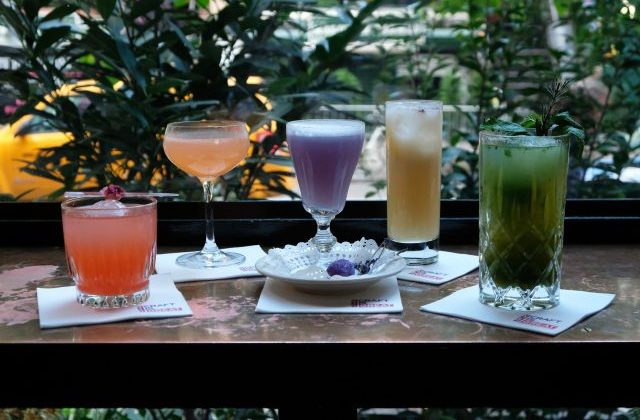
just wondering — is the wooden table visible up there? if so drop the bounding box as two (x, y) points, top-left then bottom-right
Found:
(0, 244), (639, 413)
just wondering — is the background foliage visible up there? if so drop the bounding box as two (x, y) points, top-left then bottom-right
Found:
(1, 407), (638, 420)
(432, 0), (640, 198)
(0, 0), (639, 200)
(0, 0), (377, 199)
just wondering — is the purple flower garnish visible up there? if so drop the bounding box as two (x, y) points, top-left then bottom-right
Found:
(354, 239), (391, 274)
(100, 184), (125, 200)
(327, 259), (356, 277)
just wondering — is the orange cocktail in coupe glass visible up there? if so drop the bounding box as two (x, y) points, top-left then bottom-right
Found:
(62, 196), (157, 308)
(163, 120), (250, 268)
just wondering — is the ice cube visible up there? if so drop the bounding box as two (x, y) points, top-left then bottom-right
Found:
(387, 105), (442, 154)
(88, 199), (127, 209)
(389, 113), (429, 145)
(292, 265), (330, 280)
(84, 199), (127, 217)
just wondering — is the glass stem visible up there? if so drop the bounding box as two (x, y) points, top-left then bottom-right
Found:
(201, 179), (221, 260)
(312, 213), (337, 253)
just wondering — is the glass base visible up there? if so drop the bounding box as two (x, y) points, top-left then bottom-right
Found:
(305, 206), (338, 253)
(479, 240), (561, 311)
(479, 284), (559, 311)
(77, 287), (149, 308)
(387, 238), (438, 265)
(176, 250), (246, 269)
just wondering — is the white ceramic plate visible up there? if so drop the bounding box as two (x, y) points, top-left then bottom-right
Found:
(254, 239), (406, 294)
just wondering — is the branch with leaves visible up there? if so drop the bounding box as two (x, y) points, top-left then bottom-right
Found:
(480, 79), (585, 155)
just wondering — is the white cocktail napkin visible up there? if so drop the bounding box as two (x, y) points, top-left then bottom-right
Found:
(154, 245), (265, 283)
(421, 285), (615, 336)
(256, 276), (403, 314)
(37, 276), (192, 329)
(397, 251), (479, 285)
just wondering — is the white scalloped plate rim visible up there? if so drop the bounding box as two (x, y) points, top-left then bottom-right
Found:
(255, 254), (406, 293)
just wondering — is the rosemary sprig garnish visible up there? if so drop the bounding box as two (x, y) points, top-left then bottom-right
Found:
(535, 79), (571, 136)
(479, 79), (585, 156)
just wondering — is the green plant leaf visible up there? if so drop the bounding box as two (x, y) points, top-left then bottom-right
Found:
(165, 20), (195, 64)
(550, 110), (585, 159)
(264, 156), (293, 166)
(114, 37), (147, 92)
(40, 4), (77, 23)
(175, 0), (209, 8)
(564, 125), (585, 141)
(33, 25), (70, 56)
(77, 53), (96, 64)
(22, 0), (41, 22)
(310, 0), (383, 71)
(198, 39), (222, 68)
(157, 99), (221, 113)
(131, 0), (164, 18)
(479, 118), (528, 135)
(266, 77), (297, 94)
(520, 113), (542, 129)
(97, 0), (117, 20)
(553, 111), (582, 130)
(565, 126), (585, 158)
(0, 7), (26, 36)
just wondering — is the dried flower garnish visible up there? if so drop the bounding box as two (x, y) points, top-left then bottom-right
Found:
(325, 239), (397, 277)
(327, 259), (356, 277)
(354, 239), (390, 274)
(100, 184), (125, 200)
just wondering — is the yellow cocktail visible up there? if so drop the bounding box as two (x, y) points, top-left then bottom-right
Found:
(386, 100), (442, 264)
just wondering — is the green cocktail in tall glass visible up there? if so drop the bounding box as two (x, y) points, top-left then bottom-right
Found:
(479, 131), (570, 311)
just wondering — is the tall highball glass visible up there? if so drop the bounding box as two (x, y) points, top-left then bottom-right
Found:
(386, 100), (442, 264)
(479, 131), (570, 310)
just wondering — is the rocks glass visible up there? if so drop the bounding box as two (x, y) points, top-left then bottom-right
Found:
(62, 196), (157, 308)
(479, 131), (571, 310)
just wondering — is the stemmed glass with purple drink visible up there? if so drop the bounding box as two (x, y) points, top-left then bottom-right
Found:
(286, 119), (365, 253)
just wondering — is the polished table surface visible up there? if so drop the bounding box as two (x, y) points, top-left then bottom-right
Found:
(0, 244), (639, 407)
(1, 244), (638, 343)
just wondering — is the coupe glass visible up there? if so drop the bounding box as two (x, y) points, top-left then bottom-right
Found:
(164, 121), (250, 268)
(286, 119), (365, 253)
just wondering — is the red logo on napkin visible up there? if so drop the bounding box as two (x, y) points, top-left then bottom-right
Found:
(513, 314), (561, 330)
(351, 298), (393, 308)
(137, 303), (183, 313)
(408, 269), (445, 281)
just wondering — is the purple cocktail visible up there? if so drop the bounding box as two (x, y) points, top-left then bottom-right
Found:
(287, 119), (365, 252)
